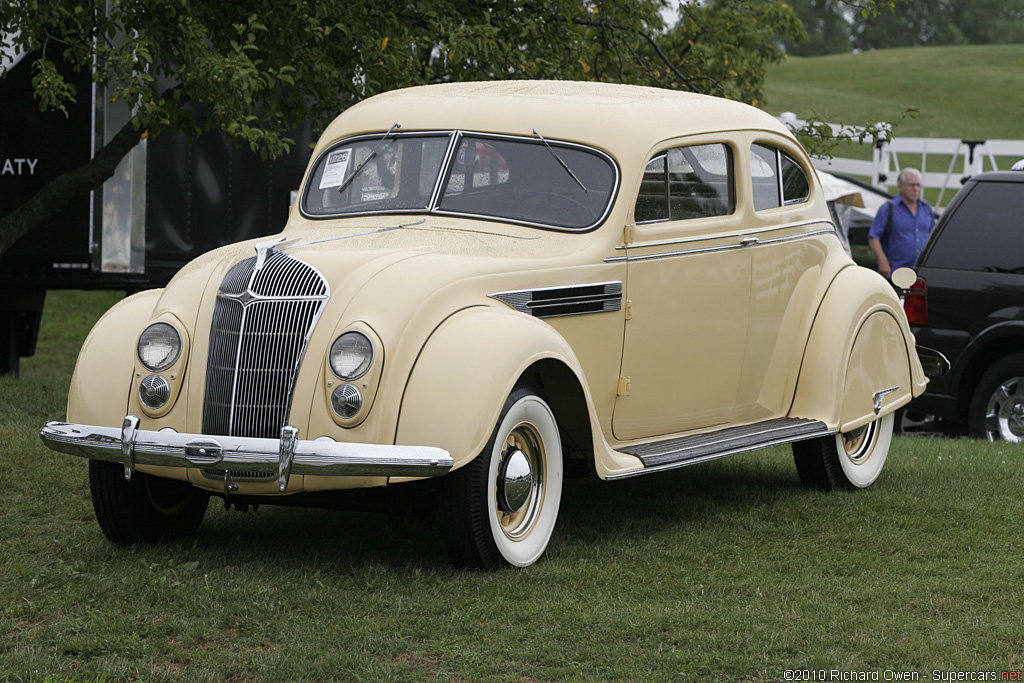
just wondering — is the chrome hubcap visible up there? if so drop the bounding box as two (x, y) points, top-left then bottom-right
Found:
(495, 424), (544, 540)
(983, 376), (1024, 443)
(498, 449), (533, 514)
(842, 421), (877, 463)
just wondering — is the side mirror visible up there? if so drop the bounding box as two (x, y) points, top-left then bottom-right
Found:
(891, 267), (917, 291)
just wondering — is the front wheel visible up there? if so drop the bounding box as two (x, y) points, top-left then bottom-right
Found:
(442, 386), (563, 569)
(89, 460), (210, 545)
(968, 353), (1024, 443)
(793, 412), (894, 490)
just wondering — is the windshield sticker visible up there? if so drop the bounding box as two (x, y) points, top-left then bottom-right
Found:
(319, 149), (352, 189)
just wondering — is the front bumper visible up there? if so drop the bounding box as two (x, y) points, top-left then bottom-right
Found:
(40, 416), (453, 492)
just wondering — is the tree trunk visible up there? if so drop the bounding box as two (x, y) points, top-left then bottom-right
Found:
(0, 117), (144, 258)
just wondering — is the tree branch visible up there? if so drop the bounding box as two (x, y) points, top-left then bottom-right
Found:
(571, 16), (708, 92)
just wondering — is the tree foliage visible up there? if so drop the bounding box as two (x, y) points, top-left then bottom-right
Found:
(786, 0), (1024, 55)
(852, 0), (1024, 51)
(0, 0), (864, 256)
(782, 0), (853, 56)
(657, 0), (806, 107)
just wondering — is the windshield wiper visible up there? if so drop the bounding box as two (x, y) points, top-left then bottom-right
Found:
(533, 127), (588, 192)
(337, 122), (401, 193)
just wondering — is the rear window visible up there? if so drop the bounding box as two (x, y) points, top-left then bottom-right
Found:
(925, 181), (1024, 273)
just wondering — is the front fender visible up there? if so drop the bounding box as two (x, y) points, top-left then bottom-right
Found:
(395, 306), (589, 470)
(790, 266), (928, 432)
(67, 290), (162, 428)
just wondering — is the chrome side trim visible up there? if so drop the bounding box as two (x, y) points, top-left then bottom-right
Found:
(606, 227), (836, 263)
(40, 420), (454, 483)
(615, 219), (829, 251)
(489, 281), (622, 318)
(606, 418), (834, 480)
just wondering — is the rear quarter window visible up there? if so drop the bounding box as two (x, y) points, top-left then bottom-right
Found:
(926, 181), (1024, 273)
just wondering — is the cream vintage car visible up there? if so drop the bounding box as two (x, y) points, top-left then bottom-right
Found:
(41, 81), (927, 568)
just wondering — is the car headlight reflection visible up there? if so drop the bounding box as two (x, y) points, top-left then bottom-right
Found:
(138, 322), (182, 372)
(329, 331), (374, 380)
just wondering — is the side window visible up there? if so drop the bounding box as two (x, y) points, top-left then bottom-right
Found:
(635, 143), (734, 224)
(750, 144), (810, 211)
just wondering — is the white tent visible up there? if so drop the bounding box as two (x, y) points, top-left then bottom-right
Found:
(817, 170), (893, 256)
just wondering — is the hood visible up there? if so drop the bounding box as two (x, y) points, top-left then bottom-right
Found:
(148, 216), (595, 342)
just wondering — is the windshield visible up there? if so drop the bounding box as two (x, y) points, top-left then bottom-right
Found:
(302, 131), (618, 231)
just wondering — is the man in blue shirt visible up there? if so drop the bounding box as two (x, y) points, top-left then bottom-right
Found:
(867, 167), (935, 279)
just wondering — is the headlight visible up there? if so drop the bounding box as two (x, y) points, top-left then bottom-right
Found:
(137, 322), (182, 372)
(329, 331), (374, 380)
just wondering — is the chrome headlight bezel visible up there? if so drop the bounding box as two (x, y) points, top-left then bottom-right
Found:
(329, 331), (375, 381)
(137, 322), (182, 372)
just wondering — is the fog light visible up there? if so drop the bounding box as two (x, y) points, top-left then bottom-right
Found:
(331, 384), (363, 418)
(139, 374), (171, 409)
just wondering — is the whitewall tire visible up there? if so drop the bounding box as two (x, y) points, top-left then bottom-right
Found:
(793, 412), (894, 490)
(443, 386), (563, 569)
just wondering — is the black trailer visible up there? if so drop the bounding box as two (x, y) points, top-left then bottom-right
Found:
(1, 51), (314, 375)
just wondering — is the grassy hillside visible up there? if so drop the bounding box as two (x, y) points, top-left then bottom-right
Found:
(764, 44), (1024, 140)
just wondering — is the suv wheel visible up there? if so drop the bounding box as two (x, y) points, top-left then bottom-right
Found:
(968, 352), (1024, 443)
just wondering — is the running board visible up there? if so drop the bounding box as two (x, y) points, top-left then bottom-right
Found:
(607, 418), (834, 480)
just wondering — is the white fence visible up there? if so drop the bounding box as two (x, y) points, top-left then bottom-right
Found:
(779, 113), (1024, 209)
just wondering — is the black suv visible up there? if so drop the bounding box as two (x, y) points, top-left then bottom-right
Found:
(904, 171), (1024, 441)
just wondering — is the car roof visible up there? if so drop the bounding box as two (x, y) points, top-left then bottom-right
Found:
(315, 80), (795, 159)
(968, 171), (1024, 183)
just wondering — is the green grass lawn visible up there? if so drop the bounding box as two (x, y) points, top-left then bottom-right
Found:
(2, 290), (1023, 681)
(764, 44), (1024, 207)
(764, 44), (1024, 140)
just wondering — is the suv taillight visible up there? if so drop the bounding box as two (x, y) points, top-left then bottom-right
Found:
(903, 276), (928, 326)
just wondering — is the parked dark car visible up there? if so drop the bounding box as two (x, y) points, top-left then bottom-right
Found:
(903, 171), (1024, 442)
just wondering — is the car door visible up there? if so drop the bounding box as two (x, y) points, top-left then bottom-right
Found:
(733, 137), (841, 423)
(612, 138), (752, 441)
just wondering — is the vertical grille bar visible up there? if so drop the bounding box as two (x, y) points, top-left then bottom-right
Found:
(202, 250), (329, 438)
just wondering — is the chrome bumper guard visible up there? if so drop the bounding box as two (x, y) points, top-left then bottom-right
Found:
(916, 345), (951, 378)
(40, 416), (453, 492)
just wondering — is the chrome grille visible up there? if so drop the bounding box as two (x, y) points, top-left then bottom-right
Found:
(202, 248), (329, 438)
(200, 468), (276, 482)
